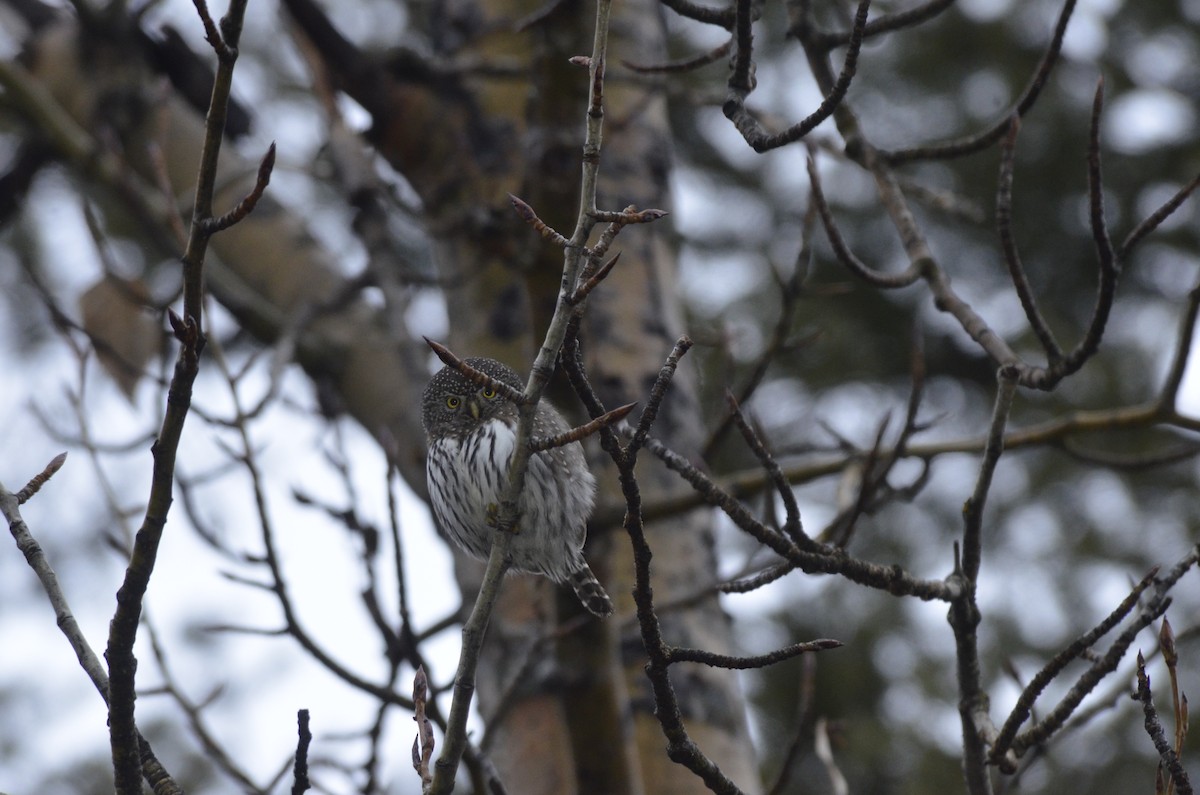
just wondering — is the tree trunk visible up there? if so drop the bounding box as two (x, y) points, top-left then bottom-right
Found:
(361, 0), (764, 790)
(18, 0), (763, 790)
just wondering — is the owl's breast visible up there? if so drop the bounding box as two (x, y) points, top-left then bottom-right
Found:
(426, 419), (517, 553)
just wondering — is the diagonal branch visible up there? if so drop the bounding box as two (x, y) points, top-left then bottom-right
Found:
(1008, 552), (1195, 757)
(1, 476), (181, 794)
(724, 392), (814, 549)
(424, 338), (531, 405)
(989, 566), (1159, 769)
(1121, 170), (1200, 258)
(808, 149), (922, 288)
(724, 0), (871, 153)
(880, 0), (1077, 164)
(529, 402), (638, 452)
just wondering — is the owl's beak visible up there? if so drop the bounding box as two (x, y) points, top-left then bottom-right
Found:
(468, 400), (481, 419)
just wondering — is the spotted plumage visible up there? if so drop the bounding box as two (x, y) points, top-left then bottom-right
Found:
(422, 357), (613, 618)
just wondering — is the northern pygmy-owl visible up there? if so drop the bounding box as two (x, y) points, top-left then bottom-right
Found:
(421, 357), (613, 618)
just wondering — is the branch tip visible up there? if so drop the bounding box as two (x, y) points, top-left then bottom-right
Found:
(15, 452), (69, 504)
(424, 338), (530, 405)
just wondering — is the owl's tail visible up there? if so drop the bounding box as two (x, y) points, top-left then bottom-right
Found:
(567, 564), (614, 618)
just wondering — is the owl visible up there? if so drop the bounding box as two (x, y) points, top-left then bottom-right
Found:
(421, 357), (613, 618)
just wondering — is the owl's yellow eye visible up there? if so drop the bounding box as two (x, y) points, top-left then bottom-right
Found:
(446, 396), (461, 409)
(481, 386), (497, 399)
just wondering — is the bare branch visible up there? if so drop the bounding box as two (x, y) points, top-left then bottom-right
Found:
(990, 566), (1160, 769)
(806, 0), (955, 50)
(725, 392), (813, 549)
(623, 38), (732, 73)
(996, 117), (1063, 362)
(628, 336), (695, 453)
(1121, 170), (1200, 257)
(529, 401), (638, 452)
(659, 0), (737, 30)
(949, 367), (1020, 795)
(106, 1), (267, 787)
(667, 638), (842, 670)
(1009, 554), (1192, 756)
(590, 207), (668, 224)
(15, 452), (68, 505)
(412, 666), (435, 787)
(724, 0), (871, 152)
(1044, 78), (1119, 384)
(807, 150), (922, 288)
(1137, 652), (1194, 795)
(423, 338), (531, 405)
(612, 341), (749, 794)
(1, 481), (180, 792)
(961, 368), (1018, 582)
(641, 434), (957, 601)
(206, 142), (276, 233)
(720, 562), (795, 594)
(881, 0), (1078, 164)
(509, 193), (570, 248)
(566, 251), (621, 306)
(291, 709), (311, 795)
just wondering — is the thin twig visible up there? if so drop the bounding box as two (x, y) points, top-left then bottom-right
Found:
(509, 193), (570, 248)
(641, 434), (957, 601)
(529, 401), (637, 452)
(424, 338), (531, 405)
(623, 38), (732, 73)
(1120, 170), (1200, 258)
(951, 367), (1018, 795)
(1038, 78), (1118, 387)
(1, 480), (180, 792)
(996, 117), (1063, 362)
(1009, 565), (1185, 756)
(566, 251), (621, 306)
(725, 392), (814, 549)
(206, 142), (276, 233)
(989, 566), (1160, 769)
(291, 709), (311, 795)
(806, 0), (954, 50)
(880, 0), (1077, 164)
(807, 149), (921, 288)
(14, 452), (67, 504)
(724, 0), (871, 152)
(667, 638), (842, 669)
(1137, 652), (1194, 795)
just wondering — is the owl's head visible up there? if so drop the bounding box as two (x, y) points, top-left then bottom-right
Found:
(422, 357), (523, 437)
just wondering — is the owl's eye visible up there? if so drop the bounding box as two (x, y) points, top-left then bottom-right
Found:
(481, 386), (497, 399)
(446, 396), (461, 409)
